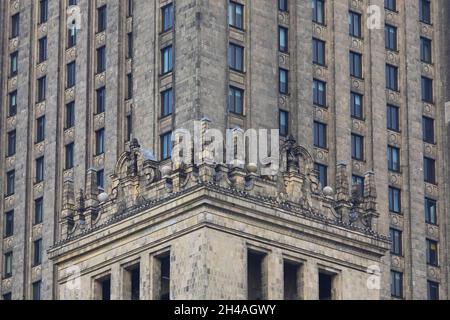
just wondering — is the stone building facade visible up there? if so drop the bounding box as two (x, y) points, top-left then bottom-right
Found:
(0, 0), (449, 300)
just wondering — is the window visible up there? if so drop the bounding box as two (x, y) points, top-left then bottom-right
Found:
(384, 0), (396, 11)
(96, 87), (106, 114)
(312, 38), (325, 65)
(314, 122), (327, 149)
(124, 264), (140, 300)
(4, 252), (13, 279)
(420, 37), (432, 63)
(391, 271), (403, 298)
(32, 281), (42, 301)
(247, 251), (267, 300)
(95, 128), (105, 156)
(35, 198), (44, 225)
(426, 239), (438, 266)
(126, 73), (133, 100)
(350, 92), (363, 119)
(97, 5), (107, 32)
(279, 110), (289, 137)
(3, 293), (12, 300)
(9, 91), (17, 117)
(36, 157), (45, 183)
(425, 198), (437, 225)
(126, 114), (132, 142)
(283, 261), (300, 300)
(315, 163), (328, 189)
(7, 130), (16, 157)
(279, 69), (288, 94)
(4, 211), (14, 238)
(39, 0), (48, 24)
(422, 116), (434, 144)
(6, 171), (15, 196)
(11, 13), (20, 38)
(278, 0), (288, 11)
(349, 11), (361, 38)
(312, 0), (325, 25)
(68, 24), (77, 48)
(161, 132), (173, 161)
(10, 51), (18, 76)
(65, 143), (75, 170)
(127, 0), (133, 17)
(427, 281), (439, 300)
(279, 27), (289, 53)
(156, 253), (171, 300)
(352, 175), (365, 197)
(387, 104), (400, 131)
(67, 62), (76, 88)
(37, 76), (47, 102)
(421, 76), (433, 103)
(127, 32), (133, 58)
(228, 86), (244, 115)
(97, 169), (105, 190)
(65, 102), (75, 129)
(390, 228), (402, 256)
(96, 276), (111, 300)
(161, 88), (173, 117)
(229, 43), (244, 72)
(162, 4), (173, 32)
(161, 46), (173, 74)
(349, 51), (362, 78)
(387, 146), (400, 172)
(38, 37), (47, 63)
(319, 271), (335, 300)
(389, 186), (401, 214)
(97, 46), (106, 73)
(351, 134), (364, 161)
(385, 24), (397, 51)
(36, 116), (46, 143)
(228, 1), (243, 29)
(33, 239), (42, 266)
(419, 0), (431, 24)
(313, 79), (326, 107)
(386, 64), (398, 91)
(424, 157), (436, 184)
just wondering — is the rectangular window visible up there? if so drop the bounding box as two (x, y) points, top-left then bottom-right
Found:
(161, 88), (173, 117)
(427, 281), (439, 300)
(349, 11), (362, 38)
(279, 69), (288, 94)
(279, 0), (288, 11)
(4, 211), (14, 238)
(312, 38), (325, 65)
(283, 261), (301, 300)
(36, 157), (45, 183)
(96, 87), (106, 114)
(162, 4), (173, 32)
(422, 116), (434, 144)
(387, 104), (400, 131)
(319, 271), (335, 300)
(419, 0), (431, 24)
(247, 251), (267, 300)
(389, 186), (401, 214)
(4, 252), (13, 279)
(313, 79), (326, 107)
(124, 264), (140, 300)
(67, 62), (76, 88)
(315, 163), (328, 189)
(34, 197), (44, 225)
(351, 133), (364, 161)
(126, 114), (132, 142)
(314, 121), (327, 149)
(384, 0), (396, 11)
(7, 130), (16, 157)
(312, 0), (325, 25)
(391, 271), (403, 298)
(425, 198), (437, 225)
(350, 92), (363, 119)
(426, 239), (438, 266)
(228, 86), (244, 115)
(127, 0), (133, 17)
(36, 116), (46, 143)
(95, 276), (111, 300)
(126, 73), (133, 100)
(3, 293), (12, 300)
(228, 1), (243, 29)
(161, 132), (173, 161)
(11, 13), (20, 38)
(420, 37), (432, 63)
(10, 51), (18, 76)
(97, 5), (107, 33)
(39, 0), (48, 24)
(65, 143), (75, 170)
(387, 146), (400, 172)
(32, 281), (41, 301)
(97, 46), (106, 73)
(352, 175), (365, 197)
(127, 32), (133, 58)
(424, 157), (436, 184)
(349, 51), (362, 78)
(229, 43), (244, 72)
(38, 37), (47, 63)
(421, 76), (433, 103)
(68, 25), (77, 48)
(9, 91), (17, 117)
(279, 27), (289, 53)
(95, 128), (105, 156)
(386, 64), (398, 91)
(97, 169), (105, 190)
(37, 76), (47, 102)
(161, 46), (173, 74)
(385, 24), (397, 51)
(155, 253), (171, 300)
(279, 110), (289, 137)
(65, 102), (75, 129)
(33, 239), (42, 266)
(6, 171), (15, 196)
(390, 228), (402, 256)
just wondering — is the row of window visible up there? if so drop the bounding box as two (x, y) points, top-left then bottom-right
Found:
(391, 271), (438, 300)
(3, 238), (42, 278)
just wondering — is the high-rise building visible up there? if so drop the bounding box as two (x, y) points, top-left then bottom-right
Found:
(0, 0), (449, 300)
